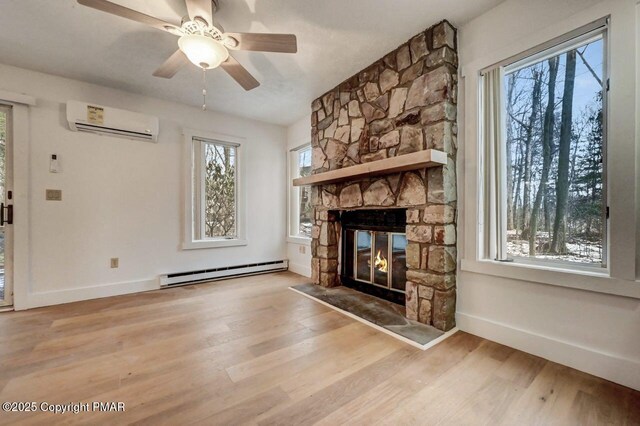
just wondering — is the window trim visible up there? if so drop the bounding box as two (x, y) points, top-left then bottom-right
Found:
(479, 18), (610, 271)
(287, 142), (312, 245)
(460, 258), (640, 300)
(479, 17), (609, 75)
(182, 128), (247, 250)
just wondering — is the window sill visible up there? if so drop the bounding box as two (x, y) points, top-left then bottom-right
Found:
(460, 258), (640, 299)
(287, 236), (312, 246)
(182, 239), (248, 250)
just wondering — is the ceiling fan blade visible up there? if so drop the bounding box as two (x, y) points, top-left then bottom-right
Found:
(185, 0), (214, 26)
(153, 50), (189, 79)
(224, 33), (297, 53)
(77, 0), (180, 33)
(220, 55), (260, 91)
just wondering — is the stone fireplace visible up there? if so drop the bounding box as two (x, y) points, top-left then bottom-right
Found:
(305, 21), (458, 331)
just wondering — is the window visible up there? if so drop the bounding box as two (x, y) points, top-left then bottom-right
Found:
(184, 129), (246, 249)
(482, 20), (607, 268)
(289, 144), (312, 240)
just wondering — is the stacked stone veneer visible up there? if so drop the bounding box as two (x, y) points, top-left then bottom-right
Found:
(309, 21), (458, 331)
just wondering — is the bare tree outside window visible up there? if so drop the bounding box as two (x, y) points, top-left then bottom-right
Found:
(203, 142), (236, 238)
(504, 36), (605, 265)
(298, 147), (312, 237)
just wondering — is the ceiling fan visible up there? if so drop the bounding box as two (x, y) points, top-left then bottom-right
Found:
(76, 0), (297, 106)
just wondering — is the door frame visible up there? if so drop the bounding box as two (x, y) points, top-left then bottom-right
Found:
(0, 95), (31, 310)
(0, 104), (13, 307)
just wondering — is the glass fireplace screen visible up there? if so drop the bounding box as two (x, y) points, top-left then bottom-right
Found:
(344, 229), (407, 293)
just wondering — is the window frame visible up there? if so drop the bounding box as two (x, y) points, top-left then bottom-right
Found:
(287, 143), (312, 245)
(480, 17), (610, 271)
(182, 128), (247, 250)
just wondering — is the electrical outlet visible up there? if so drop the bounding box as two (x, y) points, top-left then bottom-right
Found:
(110, 258), (119, 268)
(299, 245), (306, 254)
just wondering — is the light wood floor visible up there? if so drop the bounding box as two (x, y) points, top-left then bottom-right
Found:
(0, 271), (638, 425)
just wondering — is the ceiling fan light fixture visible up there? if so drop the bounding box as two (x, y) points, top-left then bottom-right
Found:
(178, 34), (228, 69)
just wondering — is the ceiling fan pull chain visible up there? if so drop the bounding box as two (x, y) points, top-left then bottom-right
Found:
(202, 68), (207, 111)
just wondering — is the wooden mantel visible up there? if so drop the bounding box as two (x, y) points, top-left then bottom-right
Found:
(293, 149), (447, 186)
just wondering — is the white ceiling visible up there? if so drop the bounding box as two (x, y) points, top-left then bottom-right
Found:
(0, 0), (504, 125)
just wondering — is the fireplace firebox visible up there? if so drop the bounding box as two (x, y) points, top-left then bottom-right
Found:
(340, 209), (407, 305)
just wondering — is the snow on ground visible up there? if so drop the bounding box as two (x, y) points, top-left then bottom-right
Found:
(507, 230), (602, 264)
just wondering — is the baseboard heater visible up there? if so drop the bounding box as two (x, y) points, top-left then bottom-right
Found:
(159, 260), (289, 288)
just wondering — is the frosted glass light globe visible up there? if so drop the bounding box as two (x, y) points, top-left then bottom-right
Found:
(178, 34), (229, 69)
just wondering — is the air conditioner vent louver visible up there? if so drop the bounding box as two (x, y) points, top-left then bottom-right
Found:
(73, 123), (155, 141)
(160, 260), (289, 287)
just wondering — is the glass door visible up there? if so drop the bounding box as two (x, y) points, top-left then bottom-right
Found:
(351, 230), (406, 293)
(0, 105), (12, 306)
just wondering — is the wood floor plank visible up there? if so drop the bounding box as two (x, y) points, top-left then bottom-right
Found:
(162, 330), (392, 425)
(0, 271), (637, 425)
(373, 340), (510, 425)
(225, 322), (369, 382)
(193, 386), (291, 426)
(246, 313), (352, 357)
(313, 331), (485, 425)
(258, 345), (420, 425)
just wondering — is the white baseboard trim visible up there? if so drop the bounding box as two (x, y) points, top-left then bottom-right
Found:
(457, 312), (640, 391)
(289, 286), (458, 350)
(288, 262), (311, 278)
(21, 278), (159, 310)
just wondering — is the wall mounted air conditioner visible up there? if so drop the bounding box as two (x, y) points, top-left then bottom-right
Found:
(66, 100), (159, 142)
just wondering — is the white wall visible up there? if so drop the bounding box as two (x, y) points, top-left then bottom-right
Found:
(457, 0), (640, 390)
(286, 116), (312, 278)
(0, 63), (287, 309)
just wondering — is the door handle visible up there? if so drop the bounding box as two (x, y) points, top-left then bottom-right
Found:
(1, 203), (13, 226)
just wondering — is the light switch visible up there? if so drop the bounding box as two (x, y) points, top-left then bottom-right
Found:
(46, 189), (62, 201)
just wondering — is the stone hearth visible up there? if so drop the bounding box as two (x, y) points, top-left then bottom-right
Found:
(309, 21), (458, 331)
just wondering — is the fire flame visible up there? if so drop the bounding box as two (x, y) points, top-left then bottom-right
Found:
(373, 250), (388, 273)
